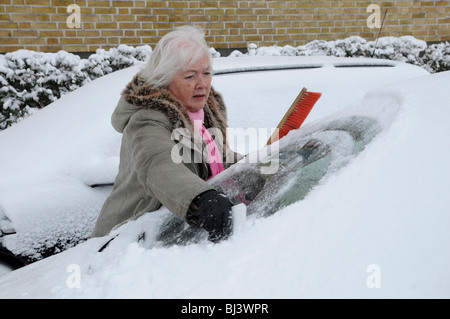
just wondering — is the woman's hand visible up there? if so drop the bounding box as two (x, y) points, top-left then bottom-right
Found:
(187, 190), (233, 242)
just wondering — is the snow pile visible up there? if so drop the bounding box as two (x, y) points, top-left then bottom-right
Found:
(0, 53), (448, 297)
(0, 69), (449, 298)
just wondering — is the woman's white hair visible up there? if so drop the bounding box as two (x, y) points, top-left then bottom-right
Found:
(139, 25), (212, 88)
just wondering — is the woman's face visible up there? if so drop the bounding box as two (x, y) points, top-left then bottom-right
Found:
(168, 53), (212, 112)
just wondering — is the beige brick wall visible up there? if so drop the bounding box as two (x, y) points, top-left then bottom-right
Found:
(0, 0), (449, 53)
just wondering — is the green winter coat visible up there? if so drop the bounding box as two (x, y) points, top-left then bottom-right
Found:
(91, 75), (241, 238)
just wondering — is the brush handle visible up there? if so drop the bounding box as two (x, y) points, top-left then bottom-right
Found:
(266, 87), (308, 146)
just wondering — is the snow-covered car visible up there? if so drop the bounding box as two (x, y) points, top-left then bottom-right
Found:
(0, 56), (430, 276)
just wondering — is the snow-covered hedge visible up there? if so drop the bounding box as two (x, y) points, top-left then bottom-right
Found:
(0, 44), (152, 129)
(420, 41), (450, 73)
(1, 36), (449, 130)
(234, 36), (449, 72)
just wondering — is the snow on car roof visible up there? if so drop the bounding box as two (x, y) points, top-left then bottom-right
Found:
(212, 55), (399, 75)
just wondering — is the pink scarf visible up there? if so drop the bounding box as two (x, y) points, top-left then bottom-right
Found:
(188, 109), (224, 178)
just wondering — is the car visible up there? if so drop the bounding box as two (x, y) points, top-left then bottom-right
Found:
(0, 55), (429, 276)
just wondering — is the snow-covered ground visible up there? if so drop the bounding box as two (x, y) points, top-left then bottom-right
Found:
(0, 56), (449, 298)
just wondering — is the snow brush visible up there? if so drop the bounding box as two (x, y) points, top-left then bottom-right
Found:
(266, 87), (322, 146)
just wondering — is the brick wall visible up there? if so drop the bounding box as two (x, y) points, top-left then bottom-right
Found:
(1, 0), (449, 53)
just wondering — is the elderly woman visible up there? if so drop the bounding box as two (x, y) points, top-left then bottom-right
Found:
(91, 25), (242, 242)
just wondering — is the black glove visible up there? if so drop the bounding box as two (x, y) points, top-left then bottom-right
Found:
(186, 190), (233, 243)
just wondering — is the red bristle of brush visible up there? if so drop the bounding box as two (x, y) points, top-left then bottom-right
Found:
(278, 91), (321, 140)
